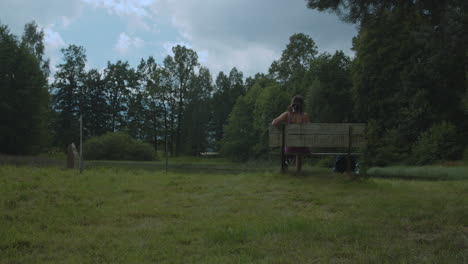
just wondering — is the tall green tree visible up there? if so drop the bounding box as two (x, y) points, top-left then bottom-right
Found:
(138, 57), (162, 151)
(220, 96), (255, 161)
(252, 81), (289, 156)
(181, 66), (213, 154)
(221, 76), (275, 160)
(163, 45), (199, 155)
(269, 33), (318, 93)
(21, 21), (50, 77)
(126, 91), (146, 140)
(228, 67), (245, 101)
(0, 24), (49, 154)
(103, 60), (137, 132)
(159, 56), (178, 156)
(306, 51), (354, 122)
(83, 69), (109, 137)
(210, 68), (246, 148)
(52, 44), (87, 148)
(126, 59), (150, 141)
(211, 71), (230, 145)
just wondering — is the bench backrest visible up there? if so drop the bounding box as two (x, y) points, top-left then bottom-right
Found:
(269, 123), (366, 151)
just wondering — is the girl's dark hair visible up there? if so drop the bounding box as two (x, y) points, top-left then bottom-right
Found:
(288, 95), (305, 113)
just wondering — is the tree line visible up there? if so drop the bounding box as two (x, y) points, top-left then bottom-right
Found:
(1, 21), (245, 157)
(1, 0), (467, 165)
(51, 43), (248, 157)
(0, 23), (49, 154)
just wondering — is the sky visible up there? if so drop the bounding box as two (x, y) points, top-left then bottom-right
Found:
(0, 0), (357, 79)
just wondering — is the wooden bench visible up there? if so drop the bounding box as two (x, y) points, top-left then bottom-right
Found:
(269, 123), (367, 173)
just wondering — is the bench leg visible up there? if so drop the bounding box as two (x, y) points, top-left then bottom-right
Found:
(346, 155), (351, 174)
(280, 124), (286, 173)
(346, 155), (358, 179)
(281, 155), (287, 173)
(296, 155), (302, 174)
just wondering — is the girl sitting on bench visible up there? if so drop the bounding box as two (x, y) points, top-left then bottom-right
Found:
(272, 95), (311, 173)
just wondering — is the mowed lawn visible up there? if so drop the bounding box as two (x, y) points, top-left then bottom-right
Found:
(1, 165), (467, 263)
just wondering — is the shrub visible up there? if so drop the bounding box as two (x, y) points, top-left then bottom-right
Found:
(411, 121), (462, 165)
(363, 120), (410, 166)
(84, 132), (155, 161)
(375, 129), (411, 165)
(315, 156), (334, 168)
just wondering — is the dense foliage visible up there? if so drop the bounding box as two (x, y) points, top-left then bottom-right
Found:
(411, 122), (462, 165)
(84, 132), (155, 161)
(0, 23), (49, 154)
(306, 0), (467, 165)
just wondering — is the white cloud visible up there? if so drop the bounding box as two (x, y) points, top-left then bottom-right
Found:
(61, 16), (72, 28)
(82, 0), (155, 17)
(202, 43), (277, 77)
(127, 16), (151, 32)
(150, 0), (357, 77)
(198, 50), (208, 64)
(0, 0), (357, 81)
(44, 26), (66, 49)
(115, 32), (144, 54)
(48, 56), (60, 83)
(42, 25), (66, 80)
(0, 0), (84, 34)
(81, 0), (156, 33)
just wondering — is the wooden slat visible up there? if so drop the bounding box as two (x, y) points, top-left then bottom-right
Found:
(269, 123), (367, 149)
(309, 152), (363, 155)
(285, 135), (366, 148)
(269, 125), (283, 147)
(286, 123), (366, 135)
(286, 134), (345, 147)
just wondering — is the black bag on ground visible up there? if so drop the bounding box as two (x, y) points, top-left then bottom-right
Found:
(333, 155), (356, 173)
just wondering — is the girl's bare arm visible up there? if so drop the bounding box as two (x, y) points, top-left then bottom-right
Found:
(272, 112), (288, 126)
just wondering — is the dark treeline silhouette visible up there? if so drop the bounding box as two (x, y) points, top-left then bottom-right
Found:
(1, 0), (467, 165)
(50, 43), (246, 157)
(0, 22), (49, 154)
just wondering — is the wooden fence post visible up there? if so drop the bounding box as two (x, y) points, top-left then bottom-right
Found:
(346, 125), (352, 174)
(67, 143), (80, 169)
(280, 124), (286, 173)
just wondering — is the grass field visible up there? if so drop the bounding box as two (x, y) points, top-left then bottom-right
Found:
(367, 165), (468, 180)
(1, 163), (467, 263)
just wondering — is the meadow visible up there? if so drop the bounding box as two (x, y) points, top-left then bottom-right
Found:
(0, 161), (467, 263)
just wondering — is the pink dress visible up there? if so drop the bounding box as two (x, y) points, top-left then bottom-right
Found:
(285, 112), (310, 154)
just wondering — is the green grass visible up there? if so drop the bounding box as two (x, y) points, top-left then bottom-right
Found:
(1, 165), (467, 263)
(367, 165), (468, 180)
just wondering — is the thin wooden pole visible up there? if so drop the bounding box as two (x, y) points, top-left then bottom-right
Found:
(79, 115), (83, 174)
(281, 124), (286, 173)
(346, 125), (352, 174)
(165, 126), (168, 174)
